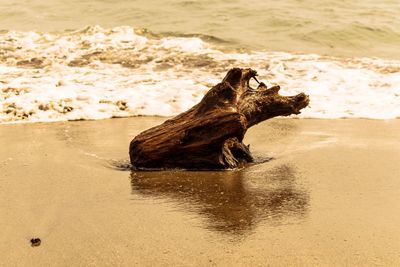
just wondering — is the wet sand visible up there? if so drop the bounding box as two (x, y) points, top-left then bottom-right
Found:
(1, 118), (400, 266)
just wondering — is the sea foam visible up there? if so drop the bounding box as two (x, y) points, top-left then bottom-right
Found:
(0, 25), (399, 124)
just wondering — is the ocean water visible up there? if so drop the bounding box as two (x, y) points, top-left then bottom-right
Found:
(0, 0), (399, 123)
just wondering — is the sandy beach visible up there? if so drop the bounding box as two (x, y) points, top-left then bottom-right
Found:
(1, 0), (399, 265)
(0, 118), (399, 266)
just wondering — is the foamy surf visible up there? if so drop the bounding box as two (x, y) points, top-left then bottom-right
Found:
(1, 25), (399, 124)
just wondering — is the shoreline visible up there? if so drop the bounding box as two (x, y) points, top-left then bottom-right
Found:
(1, 115), (399, 126)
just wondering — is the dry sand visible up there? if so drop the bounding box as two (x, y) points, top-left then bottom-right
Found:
(0, 118), (399, 266)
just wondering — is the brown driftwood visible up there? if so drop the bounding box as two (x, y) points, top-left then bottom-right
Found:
(129, 68), (309, 169)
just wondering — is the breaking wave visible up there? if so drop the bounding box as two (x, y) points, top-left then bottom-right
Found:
(1, 25), (399, 124)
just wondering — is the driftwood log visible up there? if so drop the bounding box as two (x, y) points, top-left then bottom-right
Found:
(129, 68), (309, 169)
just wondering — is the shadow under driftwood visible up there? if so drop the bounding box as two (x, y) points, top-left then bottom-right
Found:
(130, 163), (309, 235)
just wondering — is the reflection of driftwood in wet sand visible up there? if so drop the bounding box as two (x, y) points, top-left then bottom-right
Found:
(129, 68), (309, 169)
(130, 164), (309, 234)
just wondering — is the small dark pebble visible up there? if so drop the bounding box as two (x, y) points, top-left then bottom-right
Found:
(30, 238), (41, 247)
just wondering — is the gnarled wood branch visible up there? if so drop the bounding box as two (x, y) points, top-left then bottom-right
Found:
(129, 68), (309, 169)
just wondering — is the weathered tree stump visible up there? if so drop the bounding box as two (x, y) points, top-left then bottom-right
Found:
(129, 68), (309, 169)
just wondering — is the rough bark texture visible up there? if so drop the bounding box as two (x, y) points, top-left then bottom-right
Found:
(129, 68), (309, 169)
